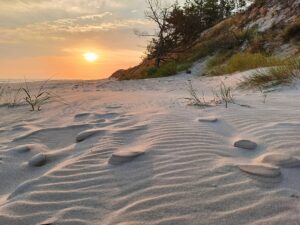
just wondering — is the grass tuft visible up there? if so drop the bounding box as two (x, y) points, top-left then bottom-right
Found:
(240, 59), (300, 89)
(206, 52), (286, 76)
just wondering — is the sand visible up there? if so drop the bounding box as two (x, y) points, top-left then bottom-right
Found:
(1, 66), (300, 225)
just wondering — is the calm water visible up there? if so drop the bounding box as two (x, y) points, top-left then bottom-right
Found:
(0, 79), (49, 84)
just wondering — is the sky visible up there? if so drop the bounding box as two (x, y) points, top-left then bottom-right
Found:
(0, 0), (181, 80)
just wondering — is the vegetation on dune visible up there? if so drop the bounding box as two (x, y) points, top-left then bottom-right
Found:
(206, 52), (286, 76)
(0, 84), (23, 107)
(0, 80), (68, 111)
(147, 61), (193, 78)
(186, 80), (235, 108)
(111, 0), (299, 80)
(240, 59), (300, 89)
(132, 0), (250, 78)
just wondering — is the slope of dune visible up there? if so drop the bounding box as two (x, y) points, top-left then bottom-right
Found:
(1, 67), (300, 224)
(110, 0), (300, 80)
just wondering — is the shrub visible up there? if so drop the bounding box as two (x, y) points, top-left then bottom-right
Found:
(177, 62), (193, 73)
(147, 67), (158, 76)
(22, 80), (52, 111)
(147, 60), (193, 78)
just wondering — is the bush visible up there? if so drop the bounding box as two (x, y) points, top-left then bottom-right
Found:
(240, 58), (300, 89)
(147, 67), (158, 76)
(147, 61), (193, 78)
(177, 62), (193, 72)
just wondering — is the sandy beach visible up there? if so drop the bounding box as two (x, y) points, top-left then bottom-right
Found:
(1, 66), (300, 225)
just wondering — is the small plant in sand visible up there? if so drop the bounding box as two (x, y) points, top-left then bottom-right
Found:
(0, 84), (22, 107)
(186, 80), (235, 108)
(0, 84), (5, 102)
(186, 80), (210, 107)
(5, 86), (23, 107)
(258, 86), (267, 104)
(22, 80), (52, 111)
(219, 82), (234, 108)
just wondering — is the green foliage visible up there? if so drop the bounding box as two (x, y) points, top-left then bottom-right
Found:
(253, 0), (266, 7)
(177, 62), (193, 72)
(240, 59), (300, 89)
(189, 28), (257, 64)
(147, 61), (193, 78)
(188, 40), (219, 62)
(147, 62), (177, 78)
(206, 51), (234, 71)
(147, 67), (158, 77)
(146, 0), (251, 66)
(207, 52), (285, 76)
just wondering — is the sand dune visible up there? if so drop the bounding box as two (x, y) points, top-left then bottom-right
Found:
(1, 69), (300, 224)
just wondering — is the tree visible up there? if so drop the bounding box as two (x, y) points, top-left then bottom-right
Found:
(141, 0), (251, 68)
(144, 0), (173, 68)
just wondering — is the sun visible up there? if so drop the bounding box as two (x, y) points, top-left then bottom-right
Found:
(83, 52), (98, 62)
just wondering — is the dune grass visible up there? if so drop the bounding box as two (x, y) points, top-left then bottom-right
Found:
(0, 79), (68, 111)
(206, 52), (287, 76)
(240, 59), (300, 89)
(0, 84), (23, 107)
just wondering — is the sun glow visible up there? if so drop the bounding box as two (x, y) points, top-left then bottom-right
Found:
(83, 52), (98, 62)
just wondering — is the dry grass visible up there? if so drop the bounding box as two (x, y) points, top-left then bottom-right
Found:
(0, 83), (23, 107)
(219, 82), (234, 108)
(207, 52), (286, 76)
(0, 79), (67, 111)
(240, 59), (300, 89)
(186, 80), (211, 107)
(0, 84), (5, 102)
(186, 80), (235, 108)
(22, 80), (52, 111)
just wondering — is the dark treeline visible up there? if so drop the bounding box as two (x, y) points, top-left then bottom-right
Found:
(144, 0), (248, 67)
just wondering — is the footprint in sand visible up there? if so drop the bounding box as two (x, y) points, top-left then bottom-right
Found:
(260, 153), (300, 168)
(28, 153), (47, 167)
(10, 145), (31, 154)
(238, 164), (281, 178)
(74, 113), (92, 120)
(238, 153), (300, 180)
(234, 140), (257, 150)
(76, 129), (105, 142)
(198, 117), (218, 123)
(109, 150), (145, 165)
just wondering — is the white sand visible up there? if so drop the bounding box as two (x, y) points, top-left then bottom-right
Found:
(1, 67), (300, 225)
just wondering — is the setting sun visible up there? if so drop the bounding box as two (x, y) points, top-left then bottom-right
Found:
(83, 52), (98, 62)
